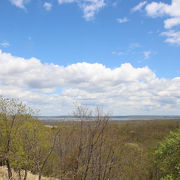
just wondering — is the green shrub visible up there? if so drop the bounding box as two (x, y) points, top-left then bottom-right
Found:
(154, 128), (180, 180)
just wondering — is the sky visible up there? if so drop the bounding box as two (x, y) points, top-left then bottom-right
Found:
(0, 0), (180, 115)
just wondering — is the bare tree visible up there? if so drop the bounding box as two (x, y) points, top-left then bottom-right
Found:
(54, 106), (116, 180)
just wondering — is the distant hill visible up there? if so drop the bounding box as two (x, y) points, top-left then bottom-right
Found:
(36, 115), (180, 122)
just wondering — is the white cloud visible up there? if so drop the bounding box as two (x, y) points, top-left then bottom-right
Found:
(58, 0), (75, 4)
(145, 0), (180, 29)
(143, 51), (151, 59)
(43, 2), (52, 11)
(81, 0), (105, 20)
(117, 17), (129, 23)
(58, 0), (105, 20)
(9, 0), (104, 20)
(164, 17), (180, 29)
(145, 0), (180, 18)
(134, 0), (180, 45)
(132, 1), (147, 12)
(145, 2), (169, 17)
(9, 0), (30, 9)
(161, 30), (180, 45)
(0, 41), (10, 48)
(0, 50), (180, 115)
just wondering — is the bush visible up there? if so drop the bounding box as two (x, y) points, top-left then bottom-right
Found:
(153, 128), (180, 180)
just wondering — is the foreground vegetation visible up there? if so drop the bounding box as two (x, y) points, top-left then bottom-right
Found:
(0, 97), (180, 180)
(0, 166), (56, 180)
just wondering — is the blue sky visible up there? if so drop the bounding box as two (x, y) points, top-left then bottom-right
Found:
(0, 0), (180, 115)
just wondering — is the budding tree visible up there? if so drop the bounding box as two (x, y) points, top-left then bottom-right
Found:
(0, 97), (33, 179)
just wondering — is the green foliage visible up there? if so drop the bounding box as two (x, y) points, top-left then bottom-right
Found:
(10, 119), (46, 171)
(0, 97), (57, 180)
(154, 128), (180, 180)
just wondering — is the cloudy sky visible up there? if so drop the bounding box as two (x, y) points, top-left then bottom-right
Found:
(0, 0), (180, 115)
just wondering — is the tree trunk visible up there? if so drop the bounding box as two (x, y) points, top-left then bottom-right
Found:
(23, 169), (27, 180)
(6, 159), (12, 180)
(39, 172), (42, 180)
(18, 169), (22, 180)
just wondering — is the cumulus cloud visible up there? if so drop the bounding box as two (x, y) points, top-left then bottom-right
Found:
(58, 0), (105, 20)
(145, 0), (180, 45)
(134, 0), (180, 45)
(43, 2), (52, 11)
(132, 1), (147, 12)
(117, 17), (129, 23)
(161, 30), (180, 45)
(0, 50), (180, 115)
(9, 0), (30, 9)
(145, 1), (169, 17)
(164, 17), (180, 29)
(9, 0), (104, 20)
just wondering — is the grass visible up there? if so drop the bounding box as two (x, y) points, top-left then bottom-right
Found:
(0, 166), (57, 180)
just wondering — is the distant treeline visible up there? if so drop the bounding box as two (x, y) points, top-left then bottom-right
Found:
(36, 115), (180, 120)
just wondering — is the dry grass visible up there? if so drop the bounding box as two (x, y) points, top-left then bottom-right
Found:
(0, 166), (56, 180)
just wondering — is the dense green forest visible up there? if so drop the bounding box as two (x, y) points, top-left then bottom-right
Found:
(0, 97), (180, 180)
